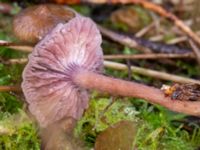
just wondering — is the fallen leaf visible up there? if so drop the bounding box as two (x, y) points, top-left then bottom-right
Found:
(95, 120), (137, 150)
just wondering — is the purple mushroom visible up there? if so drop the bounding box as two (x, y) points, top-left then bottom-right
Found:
(22, 16), (103, 127)
(22, 15), (200, 128)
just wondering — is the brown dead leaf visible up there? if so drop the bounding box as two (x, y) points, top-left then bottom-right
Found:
(95, 121), (137, 150)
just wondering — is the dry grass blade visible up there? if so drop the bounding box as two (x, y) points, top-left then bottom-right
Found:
(135, 20), (158, 37)
(8, 58), (28, 64)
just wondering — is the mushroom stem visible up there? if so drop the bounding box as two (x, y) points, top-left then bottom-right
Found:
(73, 70), (200, 116)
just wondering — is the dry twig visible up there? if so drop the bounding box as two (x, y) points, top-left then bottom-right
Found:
(2, 58), (199, 84)
(0, 85), (22, 92)
(6, 45), (33, 52)
(0, 40), (33, 52)
(135, 19), (159, 37)
(3, 52), (194, 64)
(104, 60), (200, 85)
(104, 53), (195, 60)
(189, 39), (200, 66)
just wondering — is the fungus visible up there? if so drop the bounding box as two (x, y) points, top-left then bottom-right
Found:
(22, 16), (103, 127)
(22, 16), (200, 128)
(13, 4), (76, 44)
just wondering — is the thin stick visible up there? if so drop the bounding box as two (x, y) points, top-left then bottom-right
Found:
(0, 85), (22, 92)
(4, 52), (195, 64)
(0, 58), (28, 65)
(5, 52), (195, 65)
(0, 40), (33, 52)
(6, 46), (33, 52)
(135, 19), (159, 37)
(104, 53), (195, 60)
(3, 58), (199, 84)
(104, 61), (200, 85)
(189, 39), (200, 66)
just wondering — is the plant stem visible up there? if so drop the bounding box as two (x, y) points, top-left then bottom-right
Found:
(73, 70), (200, 116)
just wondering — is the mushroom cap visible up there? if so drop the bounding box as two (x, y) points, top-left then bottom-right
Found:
(13, 4), (76, 44)
(22, 16), (103, 127)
